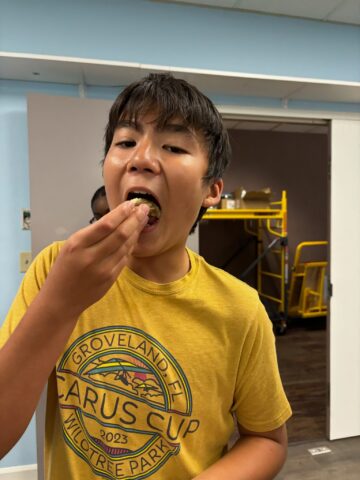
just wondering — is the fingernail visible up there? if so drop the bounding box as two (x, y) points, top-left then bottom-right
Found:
(124, 200), (135, 213)
(138, 204), (150, 220)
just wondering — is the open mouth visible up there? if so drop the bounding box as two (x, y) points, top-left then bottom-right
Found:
(127, 191), (161, 226)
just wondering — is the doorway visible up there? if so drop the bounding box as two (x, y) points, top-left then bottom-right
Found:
(199, 116), (330, 444)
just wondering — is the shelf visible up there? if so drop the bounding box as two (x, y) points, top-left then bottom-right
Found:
(202, 208), (283, 220)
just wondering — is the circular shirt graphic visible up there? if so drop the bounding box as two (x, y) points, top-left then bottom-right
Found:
(57, 326), (199, 479)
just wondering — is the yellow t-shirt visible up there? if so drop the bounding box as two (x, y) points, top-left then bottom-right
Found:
(1, 242), (291, 480)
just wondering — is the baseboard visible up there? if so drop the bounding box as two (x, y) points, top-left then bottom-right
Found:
(0, 464), (37, 479)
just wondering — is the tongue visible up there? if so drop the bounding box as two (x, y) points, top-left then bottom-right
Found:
(147, 216), (158, 226)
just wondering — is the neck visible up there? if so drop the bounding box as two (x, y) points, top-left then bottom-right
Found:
(128, 246), (190, 284)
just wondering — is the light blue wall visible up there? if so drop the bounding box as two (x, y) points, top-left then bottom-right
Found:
(0, 84), (35, 469)
(1, 0), (360, 82)
(1, 0), (360, 470)
(0, 79), (128, 468)
(0, 81), (80, 325)
(0, 88), (31, 318)
(0, 81), (82, 469)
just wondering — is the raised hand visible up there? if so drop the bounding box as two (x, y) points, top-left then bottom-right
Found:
(39, 200), (149, 319)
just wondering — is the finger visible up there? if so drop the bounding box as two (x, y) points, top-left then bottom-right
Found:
(87, 229), (140, 287)
(108, 229), (145, 279)
(74, 201), (137, 247)
(90, 205), (149, 263)
(108, 218), (145, 263)
(106, 203), (150, 248)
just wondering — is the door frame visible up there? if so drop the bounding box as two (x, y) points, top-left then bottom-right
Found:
(217, 104), (360, 441)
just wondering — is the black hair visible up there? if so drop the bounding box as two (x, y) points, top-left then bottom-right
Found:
(91, 185), (106, 211)
(103, 73), (231, 233)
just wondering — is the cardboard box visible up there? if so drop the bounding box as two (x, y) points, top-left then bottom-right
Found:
(233, 188), (272, 209)
(221, 198), (236, 209)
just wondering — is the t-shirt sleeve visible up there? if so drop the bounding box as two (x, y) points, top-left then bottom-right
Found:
(0, 243), (61, 349)
(232, 298), (292, 432)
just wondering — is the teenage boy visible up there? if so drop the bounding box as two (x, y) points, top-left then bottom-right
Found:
(0, 73), (291, 479)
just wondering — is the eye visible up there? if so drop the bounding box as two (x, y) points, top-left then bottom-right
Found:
(163, 145), (188, 154)
(116, 140), (136, 148)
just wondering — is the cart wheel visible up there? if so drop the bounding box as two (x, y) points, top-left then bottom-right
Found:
(275, 322), (287, 336)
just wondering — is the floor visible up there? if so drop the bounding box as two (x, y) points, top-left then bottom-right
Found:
(274, 317), (360, 479)
(276, 317), (327, 443)
(276, 437), (360, 479)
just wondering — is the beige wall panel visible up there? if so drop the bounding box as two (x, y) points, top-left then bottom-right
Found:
(28, 94), (111, 256)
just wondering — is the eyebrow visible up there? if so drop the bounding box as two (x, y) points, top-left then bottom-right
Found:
(117, 119), (138, 130)
(116, 119), (195, 139)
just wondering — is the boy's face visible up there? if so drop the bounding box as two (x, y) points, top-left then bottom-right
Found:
(103, 112), (222, 258)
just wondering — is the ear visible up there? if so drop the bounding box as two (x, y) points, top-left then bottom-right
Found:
(202, 179), (223, 208)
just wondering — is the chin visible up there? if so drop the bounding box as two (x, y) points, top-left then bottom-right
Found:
(131, 243), (156, 258)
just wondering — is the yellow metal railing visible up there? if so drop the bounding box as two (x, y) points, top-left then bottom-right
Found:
(256, 192), (288, 319)
(203, 191), (288, 330)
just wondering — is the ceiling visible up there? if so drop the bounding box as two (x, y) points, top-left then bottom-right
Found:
(159, 0), (360, 26)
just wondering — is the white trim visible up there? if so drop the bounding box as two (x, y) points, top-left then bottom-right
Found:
(0, 51), (139, 69)
(0, 464), (37, 475)
(217, 105), (360, 121)
(1, 51), (360, 88)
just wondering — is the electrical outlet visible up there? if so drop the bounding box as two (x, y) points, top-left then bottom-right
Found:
(20, 252), (32, 272)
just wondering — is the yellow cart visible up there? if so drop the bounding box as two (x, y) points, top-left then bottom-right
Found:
(288, 241), (328, 318)
(203, 191), (288, 334)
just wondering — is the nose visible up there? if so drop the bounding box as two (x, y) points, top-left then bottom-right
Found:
(127, 138), (161, 175)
